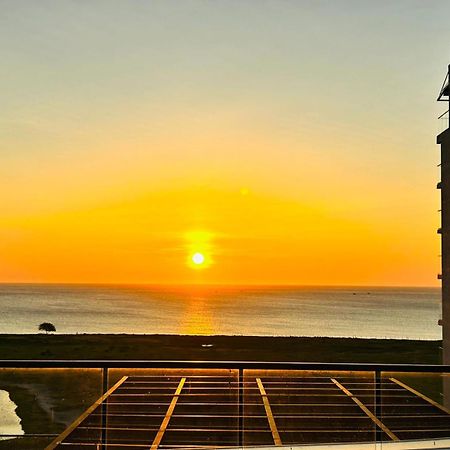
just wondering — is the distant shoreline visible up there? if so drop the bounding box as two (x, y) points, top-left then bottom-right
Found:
(0, 332), (441, 340)
(0, 333), (441, 364)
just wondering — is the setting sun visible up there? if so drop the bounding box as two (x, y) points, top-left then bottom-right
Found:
(185, 230), (213, 271)
(192, 252), (205, 265)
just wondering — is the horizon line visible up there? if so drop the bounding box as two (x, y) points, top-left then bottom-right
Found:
(0, 281), (440, 289)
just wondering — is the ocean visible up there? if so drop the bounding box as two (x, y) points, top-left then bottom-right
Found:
(0, 284), (441, 339)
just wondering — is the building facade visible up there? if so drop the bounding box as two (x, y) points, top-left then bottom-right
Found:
(438, 65), (450, 364)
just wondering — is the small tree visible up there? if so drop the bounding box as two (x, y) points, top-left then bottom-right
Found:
(39, 322), (56, 334)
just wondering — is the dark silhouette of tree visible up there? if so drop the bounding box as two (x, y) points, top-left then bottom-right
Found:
(39, 322), (56, 334)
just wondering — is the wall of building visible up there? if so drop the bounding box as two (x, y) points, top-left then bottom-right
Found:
(438, 128), (450, 364)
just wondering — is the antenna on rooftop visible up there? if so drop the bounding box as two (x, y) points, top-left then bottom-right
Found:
(438, 64), (450, 102)
(438, 65), (450, 130)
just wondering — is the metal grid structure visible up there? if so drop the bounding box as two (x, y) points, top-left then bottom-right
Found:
(45, 369), (450, 449)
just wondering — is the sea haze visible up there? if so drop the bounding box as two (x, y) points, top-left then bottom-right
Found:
(0, 284), (441, 339)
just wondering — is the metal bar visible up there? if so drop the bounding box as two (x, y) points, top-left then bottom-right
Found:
(2, 359), (450, 372)
(238, 368), (243, 447)
(330, 378), (398, 441)
(45, 376), (128, 450)
(390, 377), (450, 414)
(0, 434), (58, 438)
(48, 445), (230, 449)
(375, 370), (382, 443)
(89, 412), (382, 418)
(15, 428), (407, 436)
(150, 377), (186, 450)
(101, 401), (401, 407)
(77, 425), (256, 431)
(256, 378), (282, 446)
(101, 367), (108, 449)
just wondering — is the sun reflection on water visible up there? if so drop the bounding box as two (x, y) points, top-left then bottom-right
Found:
(179, 297), (214, 335)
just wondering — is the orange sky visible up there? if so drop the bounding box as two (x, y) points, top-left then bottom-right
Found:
(1, 1), (448, 286)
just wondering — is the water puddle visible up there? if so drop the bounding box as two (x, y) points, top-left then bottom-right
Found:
(0, 390), (24, 440)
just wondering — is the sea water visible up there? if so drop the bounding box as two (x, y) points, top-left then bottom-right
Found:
(0, 284), (440, 339)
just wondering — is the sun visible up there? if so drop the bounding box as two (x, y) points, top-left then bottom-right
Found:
(185, 230), (213, 269)
(192, 252), (205, 265)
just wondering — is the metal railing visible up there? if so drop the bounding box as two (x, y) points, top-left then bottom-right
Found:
(2, 359), (450, 370)
(1, 360), (450, 449)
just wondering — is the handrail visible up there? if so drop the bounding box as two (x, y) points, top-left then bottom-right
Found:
(0, 359), (449, 372)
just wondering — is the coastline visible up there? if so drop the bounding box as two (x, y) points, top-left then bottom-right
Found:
(0, 333), (441, 364)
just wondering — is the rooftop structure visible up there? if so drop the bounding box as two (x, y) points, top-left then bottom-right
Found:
(438, 66), (450, 102)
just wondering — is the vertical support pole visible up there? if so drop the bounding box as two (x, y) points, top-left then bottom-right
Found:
(375, 370), (382, 443)
(238, 368), (244, 447)
(100, 367), (108, 449)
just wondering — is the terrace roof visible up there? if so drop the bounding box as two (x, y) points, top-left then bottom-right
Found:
(46, 369), (450, 449)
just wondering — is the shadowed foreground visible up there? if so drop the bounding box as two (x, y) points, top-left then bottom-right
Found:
(0, 334), (442, 363)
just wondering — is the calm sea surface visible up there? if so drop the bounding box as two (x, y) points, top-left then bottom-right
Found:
(0, 284), (441, 339)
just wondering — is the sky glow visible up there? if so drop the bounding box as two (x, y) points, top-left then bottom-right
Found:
(1, 1), (449, 285)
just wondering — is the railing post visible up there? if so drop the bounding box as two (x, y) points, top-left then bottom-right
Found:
(100, 367), (108, 449)
(238, 367), (244, 447)
(375, 369), (382, 443)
